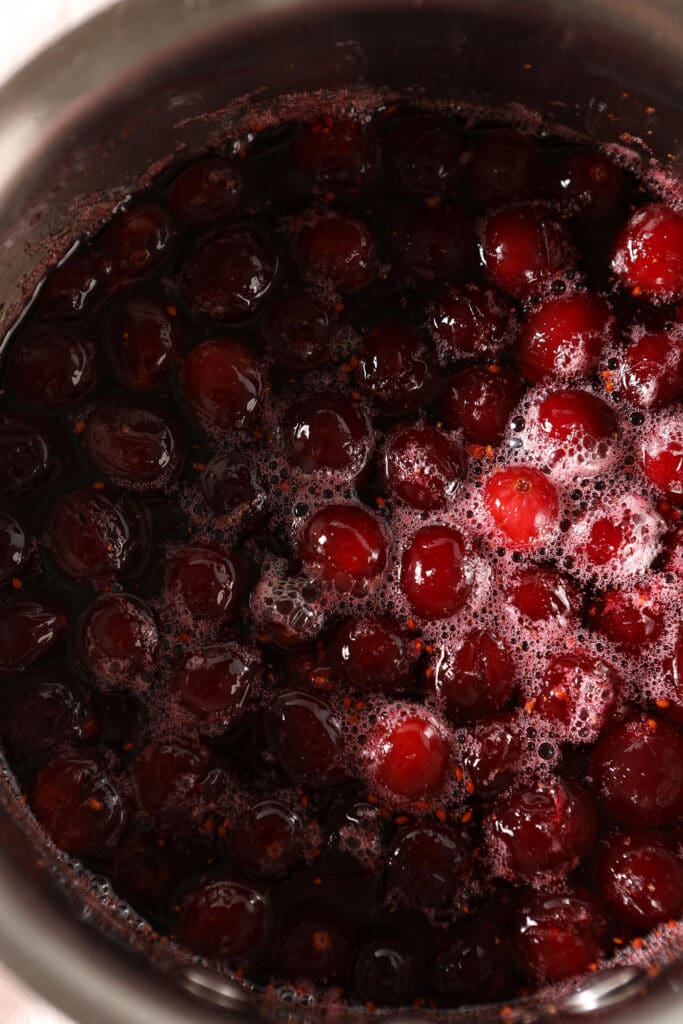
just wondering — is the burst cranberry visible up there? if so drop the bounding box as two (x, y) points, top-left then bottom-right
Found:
(532, 653), (621, 741)
(167, 157), (243, 224)
(182, 227), (277, 320)
(0, 419), (56, 496)
(282, 390), (372, 476)
(228, 800), (303, 877)
(596, 830), (683, 930)
(394, 204), (474, 280)
(264, 691), (345, 787)
(0, 512), (29, 584)
(440, 364), (522, 444)
(108, 296), (182, 390)
(166, 545), (242, 623)
(351, 938), (416, 1006)
(178, 877), (272, 960)
(484, 467), (559, 549)
(587, 587), (664, 648)
(171, 641), (260, 734)
(387, 113), (464, 195)
(429, 282), (513, 362)
(611, 202), (683, 298)
(508, 566), (577, 624)
(367, 713), (448, 800)
(401, 525), (473, 619)
(431, 924), (510, 1002)
(469, 130), (542, 207)
(279, 908), (350, 982)
(30, 757), (126, 855)
(329, 617), (417, 692)
(292, 213), (377, 291)
(181, 338), (263, 431)
(518, 293), (614, 383)
(46, 489), (140, 582)
(486, 778), (598, 880)
(102, 203), (175, 282)
(379, 425), (465, 510)
(85, 403), (181, 489)
(262, 292), (331, 369)
(79, 593), (158, 686)
(134, 740), (213, 833)
(514, 887), (608, 983)
(552, 150), (625, 220)
(577, 495), (663, 576)
(0, 595), (67, 673)
(387, 824), (468, 911)
(480, 203), (575, 297)
(428, 630), (516, 723)
(355, 323), (435, 412)
(464, 713), (522, 793)
(201, 454), (268, 532)
(250, 571), (325, 649)
(536, 388), (617, 472)
(642, 413), (683, 505)
(300, 504), (386, 583)
(619, 329), (683, 408)
(292, 118), (379, 191)
(9, 327), (98, 407)
(589, 715), (683, 827)
(1, 672), (97, 765)
(40, 246), (107, 321)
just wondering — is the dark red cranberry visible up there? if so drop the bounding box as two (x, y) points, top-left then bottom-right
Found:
(429, 282), (513, 362)
(182, 227), (277, 320)
(292, 118), (379, 191)
(262, 292), (331, 369)
(106, 832), (174, 907)
(480, 203), (575, 297)
(0, 594), (67, 673)
(85, 402), (180, 489)
(102, 203), (175, 282)
(394, 204), (474, 280)
(46, 489), (140, 582)
(40, 246), (108, 321)
(513, 887), (608, 982)
(278, 908), (350, 982)
(536, 388), (617, 470)
(300, 504), (386, 584)
(351, 937), (416, 1006)
(9, 327), (98, 407)
(167, 157), (243, 225)
(329, 617), (417, 692)
(642, 413), (683, 505)
(486, 778), (598, 879)
(589, 715), (683, 827)
(30, 757), (126, 855)
(661, 629), (683, 726)
(108, 296), (182, 391)
(577, 495), (663, 576)
(532, 653), (621, 741)
(0, 419), (55, 496)
(264, 691), (345, 787)
(367, 713), (448, 801)
(171, 641), (261, 734)
(386, 113), (464, 194)
(519, 292), (615, 383)
(201, 454), (268, 533)
(611, 202), (683, 298)
(387, 824), (468, 911)
(326, 801), (385, 876)
(429, 629), (516, 723)
(0, 512), (29, 584)
(401, 525), (473, 620)
(508, 566), (577, 624)
(484, 467), (559, 548)
(596, 830), (683, 929)
(79, 593), (158, 686)
(282, 390), (372, 476)
(166, 545), (242, 623)
(552, 150), (625, 220)
(180, 338), (263, 431)
(1, 672), (98, 765)
(464, 712), (522, 793)
(587, 587), (664, 648)
(468, 130), (542, 207)
(355, 323), (435, 412)
(228, 800), (303, 878)
(293, 213), (378, 292)
(134, 740), (213, 834)
(178, 877), (272, 960)
(619, 329), (683, 408)
(430, 924), (510, 1002)
(440, 364), (523, 444)
(379, 425), (465, 510)
(250, 571), (325, 649)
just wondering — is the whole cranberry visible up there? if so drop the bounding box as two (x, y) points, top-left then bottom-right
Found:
(350, 937), (417, 1006)
(46, 490), (142, 582)
(551, 150), (625, 220)
(468, 130), (543, 207)
(463, 712), (522, 793)
(181, 338), (263, 431)
(430, 923), (511, 1002)
(531, 652), (621, 742)
(167, 157), (243, 225)
(536, 388), (617, 473)
(387, 824), (469, 911)
(0, 512), (29, 584)
(587, 587), (664, 648)
(513, 887), (608, 983)
(102, 203), (176, 283)
(9, 327), (98, 407)
(182, 227), (277, 320)
(440, 364), (523, 444)
(484, 467), (559, 549)
(1, 672), (98, 765)
(278, 907), (350, 983)
(480, 203), (575, 297)
(0, 418), (56, 496)
(264, 691), (345, 787)
(611, 202), (683, 298)
(228, 800), (303, 878)
(282, 390), (372, 477)
(171, 641), (261, 735)
(355, 323), (436, 412)
(394, 204), (474, 280)
(429, 282), (514, 362)
(518, 293), (615, 383)
(329, 616), (417, 692)
(596, 830), (683, 929)
(291, 118), (380, 192)
(40, 245), (108, 322)
(262, 292), (331, 369)
(508, 566), (578, 624)
(429, 629), (516, 723)
(166, 545), (242, 623)
(401, 525), (473, 619)
(105, 832), (174, 908)
(178, 877), (272, 960)
(642, 413), (683, 505)
(386, 113), (464, 195)
(85, 402), (181, 490)
(134, 740), (213, 834)
(576, 494), (664, 578)
(201, 454), (269, 533)
(30, 757), (126, 855)
(79, 593), (158, 687)
(379, 425), (465, 510)
(0, 594), (67, 673)
(618, 329), (683, 408)
(300, 504), (386, 584)
(108, 296), (182, 391)
(292, 212), (378, 292)
(367, 713), (448, 801)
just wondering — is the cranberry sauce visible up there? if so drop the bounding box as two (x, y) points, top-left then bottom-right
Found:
(0, 107), (682, 1011)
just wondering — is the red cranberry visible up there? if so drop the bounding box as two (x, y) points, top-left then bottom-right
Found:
(182, 227), (277, 320)
(1, 672), (97, 765)
(577, 495), (663, 576)
(518, 293), (614, 383)
(463, 712), (522, 793)
(394, 204), (474, 280)
(386, 113), (464, 195)
(532, 652), (621, 741)
(469, 130), (543, 207)
(262, 292), (331, 369)
(279, 908), (350, 983)
(300, 504), (386, 584)
(587, 587), (664, 648)
(486, 778), (597, 879)
(0, 594), (67, 673)
(367, 713), (448, 801)
(430, 923), (510, 1002)
(0, 512), (29, 584)
(589, 715), (683, 827)
(536, 388), (617, 471)
(329, 617), (417, 692)
(228, 800), (303, 878)
(201, 454), (268, 533)
(596, 830), (683, 930)
(264, 691), (345, 787)
(642, 413), (683, 505)
(282, 390), (372, 476)
(379, 425), (465, 510)
(178, 877), (272, 960)
(102, 203), (175, 282)
(108, 296), (182, 391)
(0, 419), (55, 496)
(134, 740), (213, 834)
(429, 282), (513, 362)
(552, 150), (625, 220)
(387, 824), (468, 911)
(484, 467), (559, 549)
(611, 202), (683, 298)
(292, 118), (379, 191)
(480, 203), (575, 297)
(440, 364), (523, 444)
(250, 571), (325, 649)
(429, 630), (516, 723)
(105, 832), (174, 907)
(508, 566), (577, 624)
(171, 641), (260, 734)
(79, 593), (158, 686)
(46, 489), (140, 582)
(351, 938), (416, 1006)
(401, 525), (473, 620)
(167, 157), (243, 225)
(355, 322), (435, 412)
(30, 757), (126, 855)
(513, 887), (608, 983)
(181, 338), (263, 431)
(326, 801), (385, 876)
(40, 246), (108, 321)
(167, 545), (242, 623)
(619, 329), (683, 408)
(85, 402), (180, 489)
(9, 327), (98, 407)
(292, 213), (378, 292)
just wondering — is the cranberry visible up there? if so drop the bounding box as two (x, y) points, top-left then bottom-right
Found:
(106, 832), (174, 907)
(0, 512), (29, 584)
(642, 413), (683, 505)
(351, 938), (416, 1006)
(596, 830), (683, 929)
(167, 157), (243, 225)
(30, 757), (126, 855)
(201, 454), (269, 533)
(79, 594), (158, 686)
(508, 566), (578, 624)
(469, 130), (542, 207)
(536, 388), (617, 472)
(484, 467), (559, 549)
(611, 202), (683, 298)
(279, 908), (350, 982)
(480, 203), (575, 297)
(394, 204), (474, 280)
(0, 594), (67, 673)
(166, 545), (242, 623)
(379, 425), (465, 510)
(300, 504), (386, 584)
(552, 150), (625, 220)
(262, 292), (331, 369)
(387, 824), (468, 911)
(108, 296), (182, 391)
(40, 246), (107, 321)
(577, 495), (663, 576)
(181, 338), (263, 431)
(46, 489), (140, 582)
(264, 691), (345, 787)
(464, 712), (522, 793)
(440, 364), (522, 444)
(102, 203), (175, 282)
(178, 877), (272, 960)
(429, 282), (513, 362)
(326, 801), (385, 876)
(0, 419), (55, 496)
(355, 322), (435, 412)
(587, 587), (664, 648)
(486, 778), (598, 879)
(519, 293), (614, 383)
(430, 923), (510, 1002)
(182, 227), (277, 320)
(171, 641), (260, 734)
(292, 213), (378, 292)
(329, 617), (417, 692)
(589, 715), (683, 827)
(386, 113), (464, 195)
(1, 672), (97, 765)
(429, 630), (516, 723)
(367, 713), (448, 801)
(662, 630), (683, 726)
(532, 653), (621, 741)
(228, 800), (303, 877)
(134, 740), (213, 834)
(513, 887), (608, 982)
(250, 571), (325, 649)
(401, 524), (473, 620)
(292, 118), (379, 191)
(9, 327), (98, 407)
(85, 402), (180, 489)
(282, 390), (372, 476)
(619, 329), (683, 408)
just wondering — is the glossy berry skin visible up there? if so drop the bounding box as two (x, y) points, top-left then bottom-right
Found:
(367, 713), (448, 801)
(589, 716), (683, 827)
(134, 740), (216, 835)
(519, 293), (614, 383)
(552, 150), (625, 220)
(532, 652), (620, 741)
(166, 157), (243, 225)
(387, 824), (468, 911)
(300, 504), (386, 583)
(577, 494), (663, 577)
(611, 202), (683, 298)
(379, 425), (465, 510)
(282, 390), (372, 476)
(642, 414), (683, 505)
(181, 338), (263, 431)
(429, 282), (513, 362)
(264, 691), (345, 787)
(102, 203), (176, 282)
(30, 757), (126, 855)
(0, 512), (29, 584)
(513, 887), (608, 983)
(508, 566), (577, 625)
(9, 328), (98, 408)
(401, 525), (473, 619)
(182, 227), (277, 320)
(329, 617), (417, 692)
(0, 595), (67, 674)
(536, 388), (617, 472)
(79, 593), (158, 686)
(468, 130), (542, 207)
(228, 800), (303, 878)
(108, 296), (182, 391)
(619, 329), (683, 408)
(177, 877), (272, 960)
(350, 938), (416, 1006)
(292, 118), (379, 192)
(480, 203), (575, 297)
(394, 204), (474, 281)
(262, 292), (331, 369)
(200, 455), (268, 534)
(440, 364), (522, 444)
(1, 672), (98, 765)
(39, 246), (107, 322)
(386, 113), (464, 196)
(279, 908), (350, 983)
(596, 830), (683, 930)
(484, 467), (559, 548)
(0, 419), (56, 496)
(430, 924), (510, 1002)
(292, 213), (378, 291)
(166, 545), (242, 623)
(587, 587), (664, 648)
(171, 641), (260, 735)
(429, 630), (516, 723)
(85, 403), (180, 489)
(463, 713), (522, 793)
(46, 490), (141, 583)
(356, 323), (435, 412)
